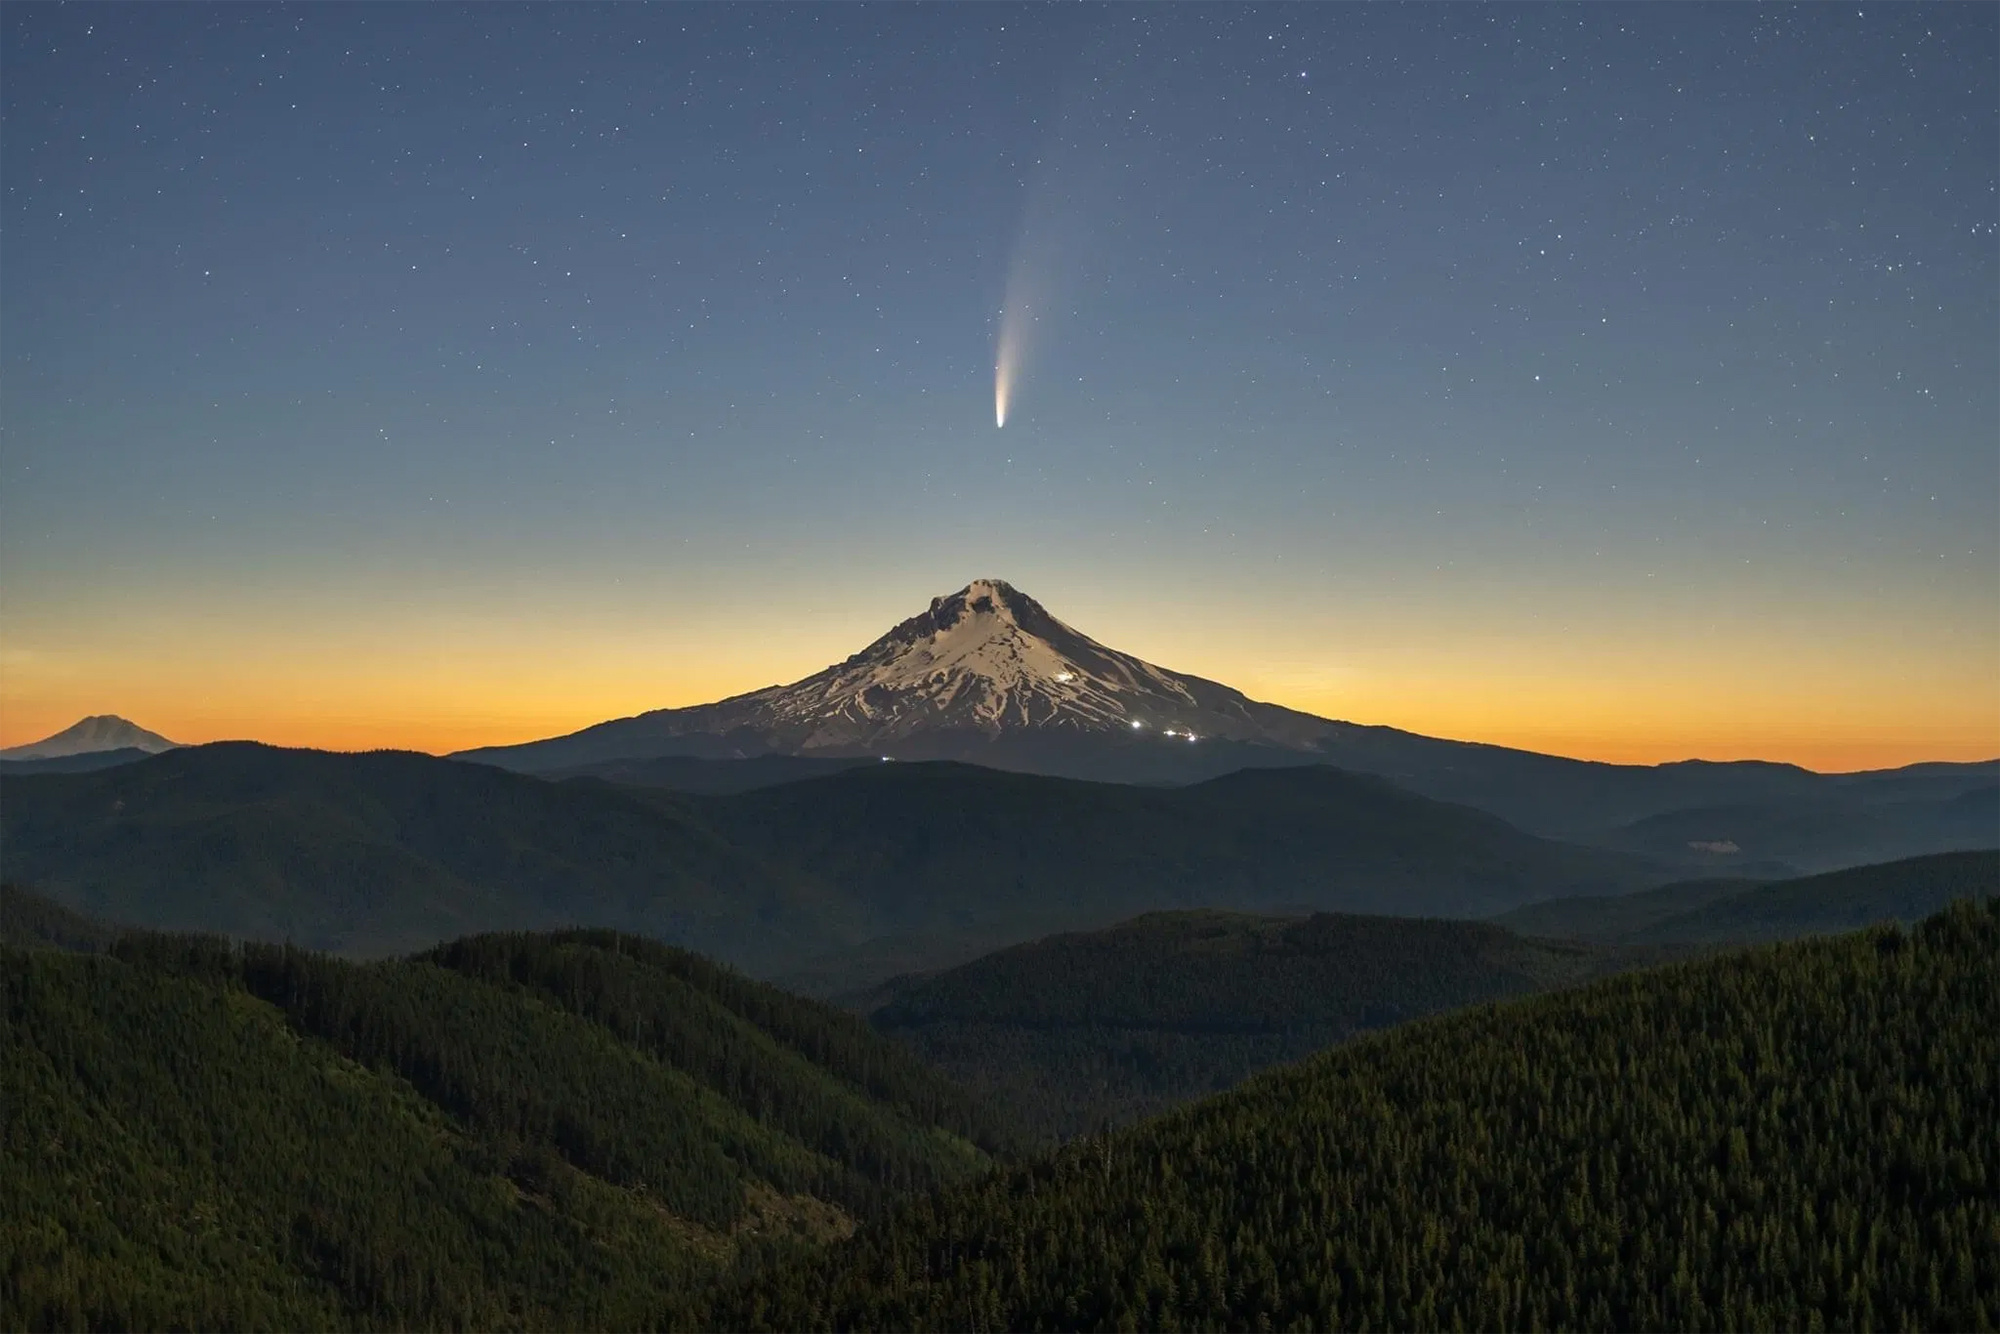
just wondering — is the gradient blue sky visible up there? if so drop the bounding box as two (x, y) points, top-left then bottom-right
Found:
(4, 3), (1995, 764)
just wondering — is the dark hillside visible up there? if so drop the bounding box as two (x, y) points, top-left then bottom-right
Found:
(548, 753), (880, 793)
(0, 884), (120, 952)
(0, 747), (154, 776)
(1629, 848), (1997, 944)
(688, 762), (1653, 955)
(725, 901), (2000, 1332)
(863, 910), (1665, 1142)
(1494, 875), (1765, 940)
(0, 742), (854, 964)
(3, 746), (1655, 986)
(1584, 786), (1999, 875)
(1497, 850), (1998, 943)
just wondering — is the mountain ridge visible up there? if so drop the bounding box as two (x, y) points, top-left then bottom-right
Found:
(0, 742), (1655, 981)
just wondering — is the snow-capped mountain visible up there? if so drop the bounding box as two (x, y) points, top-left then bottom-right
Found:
(450, 578), (2000, 842)
(0, 714), (179, 760)
(457, 579), (1338, 772)
(718, 578), (1331, 748)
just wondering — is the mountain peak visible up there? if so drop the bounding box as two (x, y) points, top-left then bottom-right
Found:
(736, 578), (1278, 747)
(916, 578), (1050, 638)
(451, 579), (1339, 771)
(0, 714), (179, 760)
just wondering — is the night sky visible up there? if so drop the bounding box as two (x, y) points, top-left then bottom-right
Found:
(4, 3), (1995, 765)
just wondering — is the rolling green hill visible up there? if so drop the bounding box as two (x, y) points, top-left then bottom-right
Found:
(860, 910), (1666, 1142)
(723, 900), (2000, 1332)
(1, 744), (1654, 984)
(1496, 850), (1998, 944)
(0, 898), (1008, 1330)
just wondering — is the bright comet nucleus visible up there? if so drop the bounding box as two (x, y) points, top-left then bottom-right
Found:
(994, 307), (1024, 429)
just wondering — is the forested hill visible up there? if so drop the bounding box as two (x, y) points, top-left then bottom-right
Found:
(1496, 849), (1999, 943)
(0, 883), (120, 952)
(863, 909), (1668, 1142)
(0, 743), (1655, 986)
(678, 759), (1654, 991)
(0, 742), (851, 966)
(724, 901), (2000, 1332)
(1, 900), (1011, 1330)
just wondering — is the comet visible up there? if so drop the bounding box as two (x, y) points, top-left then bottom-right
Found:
(994, 286), (1030, 429)
(993, 66), (1101, 430)
(994, 190), (1050, 430)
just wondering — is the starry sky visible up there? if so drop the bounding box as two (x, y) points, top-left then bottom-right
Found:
(4, 3), (1995, 767)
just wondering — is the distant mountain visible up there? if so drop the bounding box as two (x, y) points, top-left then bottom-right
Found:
(1494, 850), (1998, 944)
(0, 742), (852, 965)
(1, 899), (1006, 1328)
(1582, 786), (1999, 874)
(721, 902), (2000, 1332)
(0, 746), (156, 777)
(0, 744), (1654, 982)
(671, 760), (1655, 991)
(456, 579), (1338, 771)
(859, 909), (1667, 1143)
(452, 580), (1999, 857)
(0, 715), (176, 760)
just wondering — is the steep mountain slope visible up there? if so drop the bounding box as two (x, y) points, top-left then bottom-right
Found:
(1, 745), (1655, 983)
(0, 715), (176, 760)
(451, 580), (1999, 851)
(723, 902), (2000, 1332)
(859, 909), (1667, 1142)
(1, 905), (1007, 1330)
(1495, 850), (1999, 944)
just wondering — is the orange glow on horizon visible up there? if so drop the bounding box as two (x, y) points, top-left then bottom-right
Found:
(5, 656), (1994, 773)
(3, 575), (1995, 773)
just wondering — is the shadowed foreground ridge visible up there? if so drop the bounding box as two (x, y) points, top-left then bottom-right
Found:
(726, 901), (2000, 1332)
